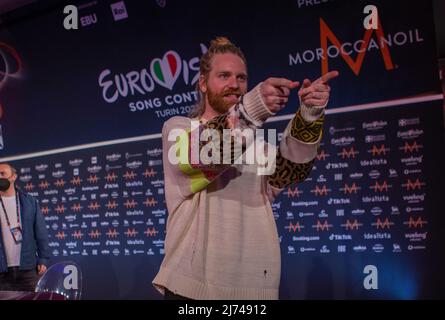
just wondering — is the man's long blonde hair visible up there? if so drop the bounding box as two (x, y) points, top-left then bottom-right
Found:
(188, 37), (247, 118)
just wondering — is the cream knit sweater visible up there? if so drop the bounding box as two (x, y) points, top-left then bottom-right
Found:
(153, 84), (324, 299)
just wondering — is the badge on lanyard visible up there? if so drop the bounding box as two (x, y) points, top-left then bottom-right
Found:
(10, 226), (23, 244)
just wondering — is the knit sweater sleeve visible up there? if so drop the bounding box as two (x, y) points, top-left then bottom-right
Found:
(265, 102), (325, 198)
(162, 83), (272, 197)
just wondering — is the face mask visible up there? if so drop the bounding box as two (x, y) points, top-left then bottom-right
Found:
(0, 178), (11, 192)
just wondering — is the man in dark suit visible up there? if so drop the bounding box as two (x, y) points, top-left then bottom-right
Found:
(0, 163), (50, 292)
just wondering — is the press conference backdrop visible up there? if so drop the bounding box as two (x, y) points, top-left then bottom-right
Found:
(0, 0), (444, 299)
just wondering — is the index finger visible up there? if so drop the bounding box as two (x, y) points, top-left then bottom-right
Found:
(315, 70), (339, 84)
(266, 77), (300, 89)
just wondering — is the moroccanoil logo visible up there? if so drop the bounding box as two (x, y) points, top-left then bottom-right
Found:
(313, 220), (332, 232)
(402, 178), (425, 191)
(369, 144), (390, 156)
(316, 150), (330, 161)
(285, 222), (303, 233)
(342, 183), (359, 194)
(342, 219), (362, 230)
(372, 218), (394, 229)
(289, 18), (424, 75)
(370, 181), (390, 192)
(319, 18), (394, 75)
(144, 227), (159, 237)
(339, 147), (359, 159)
(400, 141), (423, 153)
(286, 186), (303, 198)
(311, 184), (330, 196)
(404, 216), (428, 229)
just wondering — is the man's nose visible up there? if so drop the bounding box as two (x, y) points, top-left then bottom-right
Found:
(227, 76), (240, 89)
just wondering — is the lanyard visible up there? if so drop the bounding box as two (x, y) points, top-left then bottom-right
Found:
(0, 192), (21, 228)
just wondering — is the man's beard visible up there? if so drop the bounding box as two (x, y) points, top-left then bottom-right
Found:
(207, 87), (242, 114)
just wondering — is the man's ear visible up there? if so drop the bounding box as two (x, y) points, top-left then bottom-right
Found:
(199, 75), (207, 94)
